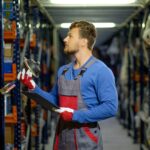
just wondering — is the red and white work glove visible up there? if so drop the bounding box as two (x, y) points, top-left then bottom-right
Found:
(55, 107), (74, 122)
(17, 68), (36, 90)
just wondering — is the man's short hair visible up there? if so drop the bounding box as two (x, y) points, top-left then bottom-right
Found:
(70, 21), (96, 49)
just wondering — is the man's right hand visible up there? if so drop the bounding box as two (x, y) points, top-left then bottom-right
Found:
(55, 107), (74, 122)
(17, 68), (36, 90)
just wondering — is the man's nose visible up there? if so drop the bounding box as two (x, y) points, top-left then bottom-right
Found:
(64, 36), (68, 42)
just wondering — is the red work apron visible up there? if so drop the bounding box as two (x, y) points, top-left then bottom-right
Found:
(54, 57), (103, 150)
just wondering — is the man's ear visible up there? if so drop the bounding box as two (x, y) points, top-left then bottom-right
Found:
(81, 38), (88, 47)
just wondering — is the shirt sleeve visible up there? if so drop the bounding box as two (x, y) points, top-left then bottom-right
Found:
(31, 66), (65, 106)
(72, 66), (118, 123)
(33, 83), (59, 106)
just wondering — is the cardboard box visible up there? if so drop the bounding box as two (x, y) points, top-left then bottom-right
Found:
(5, 124), (14, 144)
(4, 43), (13, 57)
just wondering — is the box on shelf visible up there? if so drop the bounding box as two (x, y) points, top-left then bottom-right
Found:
(4, 21), (16, 41)
(20, 33), (36, 49)
(4, 63), (17, 81)
(4, 43), (13, 58)
(5, 124), (14, 144)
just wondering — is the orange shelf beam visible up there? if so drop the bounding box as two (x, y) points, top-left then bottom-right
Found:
(5, 106), (17, 124)
(31, 123), (38, 137)
(31, 99), (37, 108)
(20, 34), (36, 49)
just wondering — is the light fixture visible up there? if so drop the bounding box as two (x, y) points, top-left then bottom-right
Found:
(60, 22), (116, 28)
(51, 0), (136, 5)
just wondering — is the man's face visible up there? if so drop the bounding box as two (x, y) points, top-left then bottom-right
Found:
(63, 28), (81, 55)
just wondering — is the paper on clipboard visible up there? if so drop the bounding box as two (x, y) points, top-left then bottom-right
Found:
(22, 91), (59, 111)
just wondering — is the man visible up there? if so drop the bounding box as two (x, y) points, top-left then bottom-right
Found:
(18, 21), (118, 150)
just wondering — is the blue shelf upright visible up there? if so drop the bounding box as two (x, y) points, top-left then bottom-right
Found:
(12, 0), (21, 149)
(0, 0), (5, 149)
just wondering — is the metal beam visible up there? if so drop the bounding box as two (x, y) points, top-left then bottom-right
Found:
(119, 5), (144, 27)
(31, 0), (55, 26)
(118, 1), (150, 27)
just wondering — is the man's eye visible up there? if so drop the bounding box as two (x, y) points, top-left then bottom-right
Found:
(68, 34), (72, 38)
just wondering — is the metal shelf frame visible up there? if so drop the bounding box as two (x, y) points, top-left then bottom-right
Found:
(12, 0), (21, 149)
(0, 0), (5, 149)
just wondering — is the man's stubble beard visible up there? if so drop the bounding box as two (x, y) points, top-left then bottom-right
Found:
(64, 48), (79, 55)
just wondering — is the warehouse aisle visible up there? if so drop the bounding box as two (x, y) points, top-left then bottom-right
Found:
(100, 117), (139, 150)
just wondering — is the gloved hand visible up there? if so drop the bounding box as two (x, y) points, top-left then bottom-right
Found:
(17, 68), (36, 90)
(55, 107), (74, 121)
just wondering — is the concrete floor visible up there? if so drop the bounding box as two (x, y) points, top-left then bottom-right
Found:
(45, 117), (140, 150)
(100, 117), (139, 150)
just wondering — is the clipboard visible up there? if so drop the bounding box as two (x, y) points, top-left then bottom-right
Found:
(22, 91), (59, 111)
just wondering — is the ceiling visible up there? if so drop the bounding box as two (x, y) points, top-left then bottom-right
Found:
(37, 0), (147, 47)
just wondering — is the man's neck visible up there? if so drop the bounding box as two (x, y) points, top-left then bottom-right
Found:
(74, 49), (92, 69)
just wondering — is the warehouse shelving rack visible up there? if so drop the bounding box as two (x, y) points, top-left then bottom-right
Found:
(117, 4), (150, 150)
(0, 0), (57, 150)
(0, 0), (21, 149)
(19, 2), (55, 149)
(0, 0), (5, 149)
(3, 0), (22, 149)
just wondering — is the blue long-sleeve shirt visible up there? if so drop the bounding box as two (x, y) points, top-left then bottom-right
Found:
(32, 56), (118, 123)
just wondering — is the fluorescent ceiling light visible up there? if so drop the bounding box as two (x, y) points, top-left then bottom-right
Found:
(94, 23), (116, 28)
(60, 23), (116, 28)
(51, 0), (136, 5)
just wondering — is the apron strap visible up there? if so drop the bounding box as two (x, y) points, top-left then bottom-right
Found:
(83, 57), (97, 69)
(61, 57), (97, 78)
(62, 68), (69, 75)
(75, 57), (97, 79)
(61, 63), (72, 75)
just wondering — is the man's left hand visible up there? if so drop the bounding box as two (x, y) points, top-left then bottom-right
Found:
(55, 107), (74, 121)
